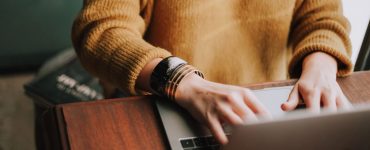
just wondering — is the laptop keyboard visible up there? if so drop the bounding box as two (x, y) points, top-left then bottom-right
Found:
(180, 136), (220, 150)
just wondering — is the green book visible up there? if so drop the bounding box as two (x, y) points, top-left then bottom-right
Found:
(24, 48), (104, 107)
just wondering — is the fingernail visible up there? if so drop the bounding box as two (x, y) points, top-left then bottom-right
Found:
(281, 104), (287, 110)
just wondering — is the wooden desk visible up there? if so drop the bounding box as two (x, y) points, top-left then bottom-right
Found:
(49, 71), (370, 150)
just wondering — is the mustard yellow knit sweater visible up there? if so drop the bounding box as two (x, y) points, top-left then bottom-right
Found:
(72, 0), (352, 95)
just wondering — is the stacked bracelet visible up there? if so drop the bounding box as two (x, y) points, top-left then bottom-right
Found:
(165, 64), (204, 100)
(150, 56), (204, 100)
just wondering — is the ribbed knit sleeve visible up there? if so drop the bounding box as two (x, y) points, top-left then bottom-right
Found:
(288, 0), (352, 78)
(72, 0), (171, 95)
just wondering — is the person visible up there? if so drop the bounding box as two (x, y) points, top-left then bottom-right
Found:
(72, 0), (353, 144)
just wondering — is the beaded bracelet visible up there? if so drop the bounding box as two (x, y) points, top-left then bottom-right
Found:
(150, 56), (186, 96)
(150, 56), (204, 100)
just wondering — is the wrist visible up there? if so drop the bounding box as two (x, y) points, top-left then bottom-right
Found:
(302, 52), (338, 76)
(136, 58), (163, 93)
(175, 73), (207, 102)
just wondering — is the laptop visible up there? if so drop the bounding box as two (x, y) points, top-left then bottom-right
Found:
(223, 103), (370, 150)
(155, 86), (370, 150)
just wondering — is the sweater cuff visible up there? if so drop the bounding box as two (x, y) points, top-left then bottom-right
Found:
(111, 47), (171, 95)
(289, 43), (353, 78)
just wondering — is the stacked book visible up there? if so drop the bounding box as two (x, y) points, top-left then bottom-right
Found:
(24, 48), (104, 107)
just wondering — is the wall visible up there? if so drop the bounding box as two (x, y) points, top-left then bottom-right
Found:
(342, 0), (370, 64)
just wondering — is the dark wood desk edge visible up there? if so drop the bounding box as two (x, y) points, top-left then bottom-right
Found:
(55, 106), (70, 150)
(54, 96), (165, 149)
(57, 96), (169, 149)
(56, 96), (154, 108)
(55, 99), (134, 150)
(245, 71), (370, 89)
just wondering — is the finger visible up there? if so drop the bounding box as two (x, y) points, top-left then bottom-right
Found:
(242, 90), (271, 116)
(321, 92), (337, 111)
(206, 113), (228, 145)
(281, 85), (300, 111)
(336, 93), (352, 110)
(241, 106), (258, 123)
(223, 93), (257, 122)
(302, 88), (321, 113)
(224, 93), (251, 120)
(216, 104), (244, 125)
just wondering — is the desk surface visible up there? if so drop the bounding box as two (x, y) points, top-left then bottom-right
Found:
(54, 71), (370, 150)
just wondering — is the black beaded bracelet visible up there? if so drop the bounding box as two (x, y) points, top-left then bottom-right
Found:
(150, 56), (187, 96)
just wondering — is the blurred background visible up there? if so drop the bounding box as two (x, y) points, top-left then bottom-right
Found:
(0, 0), (369, 149)
(0, 0), (82, 149)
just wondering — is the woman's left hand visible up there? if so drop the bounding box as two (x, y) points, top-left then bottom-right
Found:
(281, 52), (352, 112)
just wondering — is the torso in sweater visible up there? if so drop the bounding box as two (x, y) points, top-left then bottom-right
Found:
(73, 0), (351, 94)
(145, 0), (296, 85)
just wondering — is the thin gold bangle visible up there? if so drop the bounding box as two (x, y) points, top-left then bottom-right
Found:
(169, 66), (194, 100)
(165, 65), (189, 99)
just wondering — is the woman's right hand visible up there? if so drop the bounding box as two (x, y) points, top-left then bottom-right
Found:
(174, 74), (271, 144)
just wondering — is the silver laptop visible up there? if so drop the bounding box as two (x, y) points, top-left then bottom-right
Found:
(223, 103), (370, 150)
(155, 86), (370, 150)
